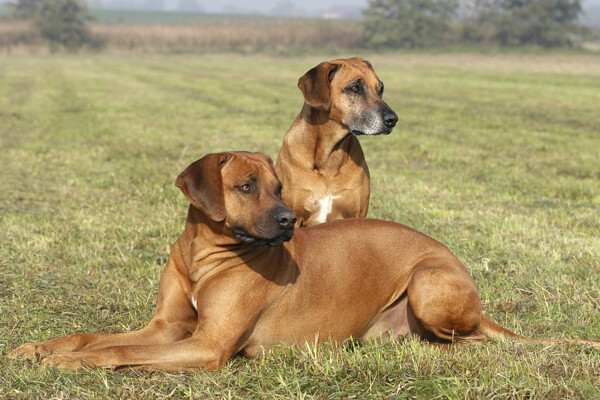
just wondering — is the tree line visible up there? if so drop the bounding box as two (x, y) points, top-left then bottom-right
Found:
(9, 0), (98, 51)
(363, 0), (594, 48)
(5, 0), (596, 51)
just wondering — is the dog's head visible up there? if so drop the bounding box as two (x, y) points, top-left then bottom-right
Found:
(298, 57), (398, 136)
(176, 152), (296, 247)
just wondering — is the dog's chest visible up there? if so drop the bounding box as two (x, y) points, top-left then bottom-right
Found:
(312, 193), (341, 224)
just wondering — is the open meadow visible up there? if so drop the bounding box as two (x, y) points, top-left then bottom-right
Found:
(1, 53), (600, 398)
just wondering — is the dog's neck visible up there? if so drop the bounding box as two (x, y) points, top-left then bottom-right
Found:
(181, 207), (276, 285)
(295, 104), (358, 174)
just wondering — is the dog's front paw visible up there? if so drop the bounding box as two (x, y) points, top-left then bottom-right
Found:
(9, 342), (52, 360)
(42, 352), (97, 370)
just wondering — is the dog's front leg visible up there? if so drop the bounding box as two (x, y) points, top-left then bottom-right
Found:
(10, 256), (197, 360)
(41, 334), (235, 372)
(9, 317), (196, 360)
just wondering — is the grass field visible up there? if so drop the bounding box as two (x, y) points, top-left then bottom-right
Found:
(1, 53), (599, 398)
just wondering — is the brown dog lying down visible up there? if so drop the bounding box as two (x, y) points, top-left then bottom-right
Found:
(10, 152), (599, 371)
(275, 57), (398, 227)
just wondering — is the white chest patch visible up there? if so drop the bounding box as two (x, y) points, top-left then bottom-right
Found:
(191, 296), (198, 311)
(313, 194), (341, 224)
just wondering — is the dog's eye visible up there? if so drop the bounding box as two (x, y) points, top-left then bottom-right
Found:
(239, 184), (251, 192)
(347, 85), (364, 95)
(346, 80), (364, 95)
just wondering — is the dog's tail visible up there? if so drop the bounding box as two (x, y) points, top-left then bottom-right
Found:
(479, 314), (600, 347)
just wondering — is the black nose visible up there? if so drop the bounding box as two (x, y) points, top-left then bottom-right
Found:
(274, 209), (297, 230)
(383, 111), (398, 128)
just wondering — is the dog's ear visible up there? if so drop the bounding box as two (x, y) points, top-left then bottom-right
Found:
(175, 153), (231, 221)
(298, 61), (340, 112)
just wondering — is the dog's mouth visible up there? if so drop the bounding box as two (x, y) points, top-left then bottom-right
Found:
(232, 227), (294, 247)
(351, 128), (392, 136)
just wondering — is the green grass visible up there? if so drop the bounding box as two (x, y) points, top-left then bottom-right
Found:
(1, 53), (599, 398)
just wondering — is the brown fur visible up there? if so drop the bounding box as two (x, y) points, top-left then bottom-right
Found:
(275, 57), (398, 227)
(10, 152), (599, 371)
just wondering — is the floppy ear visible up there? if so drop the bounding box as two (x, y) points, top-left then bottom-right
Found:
(175, 153), (231, 221)
(297, 61), (340, 112)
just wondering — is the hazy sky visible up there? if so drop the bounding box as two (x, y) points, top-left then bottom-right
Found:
(163, 0), (369, 14)
(121, 0), (600, 14)
(1, 0), (599, 13)
(204, 0), (600, 13)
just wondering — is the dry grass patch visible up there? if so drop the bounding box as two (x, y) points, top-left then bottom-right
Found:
(367, 53), (600, 76)
(0, 18), (362, 54)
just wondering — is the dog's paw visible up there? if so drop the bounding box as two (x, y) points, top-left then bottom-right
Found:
(9, 343), (52, 360)
(42, 351), (114, 370)
(42, 352), (95, 370)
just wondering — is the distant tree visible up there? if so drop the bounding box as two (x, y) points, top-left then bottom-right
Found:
(9, 0), (97, 51)
(10, 0), (43, 19)
(362, 0), (460, 48)
(36, 0), (95, 51)
(471, 0), (588, 47)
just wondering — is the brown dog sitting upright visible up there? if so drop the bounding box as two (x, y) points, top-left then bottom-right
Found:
(275, 58), (398, 227)
(10, 152), (598, 371)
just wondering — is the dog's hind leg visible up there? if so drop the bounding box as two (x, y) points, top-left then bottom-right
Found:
(405, 265), (484, 343)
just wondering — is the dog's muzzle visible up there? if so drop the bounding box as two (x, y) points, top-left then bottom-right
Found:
(349, 105), (398, 136)
(233, 208), (297, 247)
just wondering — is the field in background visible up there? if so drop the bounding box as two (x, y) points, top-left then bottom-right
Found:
(0, 7), (363, 54)
(0, 19), (362, 54)
(90, 19), (361, 54)
(1, 53), (599, 398)
(2, 5), (600, 54)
